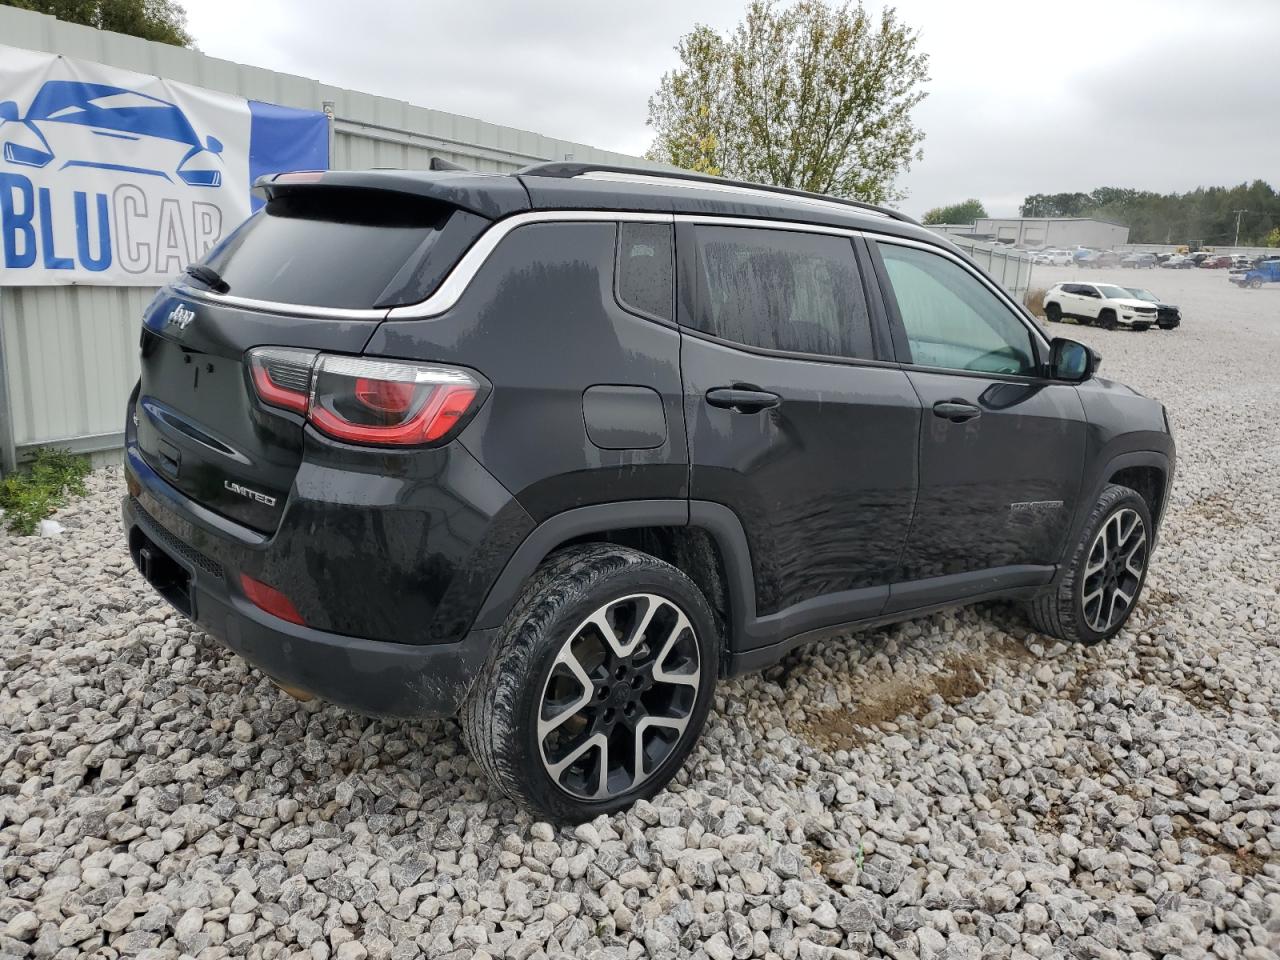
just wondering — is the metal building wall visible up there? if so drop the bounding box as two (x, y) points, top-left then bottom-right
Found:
(0, 5), (655, 468)
(947, 236), (1034, 301)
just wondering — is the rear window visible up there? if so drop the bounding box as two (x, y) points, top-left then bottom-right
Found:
(199, 188), (459, 310)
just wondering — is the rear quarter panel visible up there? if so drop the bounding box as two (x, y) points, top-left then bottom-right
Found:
(364, 221), (688, 520)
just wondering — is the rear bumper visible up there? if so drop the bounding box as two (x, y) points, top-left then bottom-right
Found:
(123, 489), (496, 718)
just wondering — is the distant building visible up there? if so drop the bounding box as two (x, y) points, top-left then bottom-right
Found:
(929, 217), (1130, 250)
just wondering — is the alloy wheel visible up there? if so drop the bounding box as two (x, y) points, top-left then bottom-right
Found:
(537, 593), (700, 800)
(1081, 508), (1147, 633)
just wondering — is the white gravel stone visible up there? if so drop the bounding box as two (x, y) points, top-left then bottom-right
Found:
(2, 269), (1278, 960)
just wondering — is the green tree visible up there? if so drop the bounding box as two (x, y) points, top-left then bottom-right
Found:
(1019, 192), (1093, 218)
(922, 198), (986, 225)
(647, 0), (929, 203)
(1267, 226), (1280, 247)
(3, 0), (192, 46)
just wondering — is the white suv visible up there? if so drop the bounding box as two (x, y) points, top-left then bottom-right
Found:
(1042, 282), (1159, 331)
(1035, 249), (1073, 265)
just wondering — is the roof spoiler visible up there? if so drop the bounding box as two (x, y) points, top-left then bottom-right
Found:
(251, 168), (530, 220)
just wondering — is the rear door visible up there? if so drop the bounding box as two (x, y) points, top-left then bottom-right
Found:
(677, 221), (920, 640)
(1055, 283), (1082, 317)
(1075, 284), (1103, 321)
(867, 239), (1086, 607)
(134, 185), (491, 532)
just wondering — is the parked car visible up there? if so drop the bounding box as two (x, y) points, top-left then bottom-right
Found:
(1162, 254), (1195, 269)
(1199, 255), (1232, 269)
(1035, 249), (1073, 266)
(1079, 251), (1121, 269)
(1120, 253), (1157, 269)
(1073, 248), (1095, 262)
(1230, 259), (1280, 289)
(121, 163), (1175, 819)
(1123, 288), (1181, 329)
(1231, 255), (1254, 270)
(1042, 282), (1160, 330)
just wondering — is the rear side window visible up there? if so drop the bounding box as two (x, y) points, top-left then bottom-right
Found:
(616, 223), (674, 321)
(691, 226), (873, 359)
(200, 188), (461, 310)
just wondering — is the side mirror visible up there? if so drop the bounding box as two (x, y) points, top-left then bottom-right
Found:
(205, 135), (223, 154)
(0, 101), (18, 122)
(1049, 337), (1097, 382)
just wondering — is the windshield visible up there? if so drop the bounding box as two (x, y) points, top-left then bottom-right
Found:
(1126, 289), (1157, 302)
(1096, 285), (1134, 299)
(27, 80), (198, 143)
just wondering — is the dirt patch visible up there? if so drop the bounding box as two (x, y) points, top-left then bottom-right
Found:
(1172, 819), (1268, 877)
(1138, 585), (1182, 609)
(1186, 493), (1247, 529)
(794, 653), (988, 752)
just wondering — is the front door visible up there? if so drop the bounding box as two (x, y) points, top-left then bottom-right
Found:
(677, 222), (920, 645)
(868, 239), (1087, 611)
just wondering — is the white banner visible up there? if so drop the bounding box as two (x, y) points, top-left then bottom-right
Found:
(0, 43), (327, 286)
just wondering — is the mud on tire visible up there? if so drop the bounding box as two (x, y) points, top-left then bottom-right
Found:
(1027, 483), (1153, 645)
(460, 544), (720, 822)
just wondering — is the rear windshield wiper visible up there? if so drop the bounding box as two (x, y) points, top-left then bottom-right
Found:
(184, 263), (231, 294)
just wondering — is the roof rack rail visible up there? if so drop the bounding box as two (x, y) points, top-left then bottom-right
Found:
(429, 156), (471, 172)
(516, 161), (918, 225)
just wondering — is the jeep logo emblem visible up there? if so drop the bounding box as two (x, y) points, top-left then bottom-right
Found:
(167, 304), (196, 330)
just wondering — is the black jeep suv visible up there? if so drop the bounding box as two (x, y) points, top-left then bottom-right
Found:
(122, 163), (1174, 820)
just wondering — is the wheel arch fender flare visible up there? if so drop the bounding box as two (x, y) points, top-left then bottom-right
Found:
(470, 499), (759, 647)
(1057, 449), (1172, 583)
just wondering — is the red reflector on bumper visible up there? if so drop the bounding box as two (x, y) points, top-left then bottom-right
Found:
(239, 574), (306, 626)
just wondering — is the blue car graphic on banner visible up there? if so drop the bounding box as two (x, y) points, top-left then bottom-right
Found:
(0, 80), (225, 187)
(0, 43), (329, 285)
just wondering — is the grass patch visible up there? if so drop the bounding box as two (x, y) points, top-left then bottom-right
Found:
(0, 447), (92, 535)
(1024, 287), (1047, 317)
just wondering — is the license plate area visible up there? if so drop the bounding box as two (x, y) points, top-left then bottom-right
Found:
(129, 527), (194, 617)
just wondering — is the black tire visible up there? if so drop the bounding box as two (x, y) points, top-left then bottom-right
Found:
(1249, 278), (1263, 290)
(1098, 309), (1118, 331)
(1045, 302), (1062, 323)
(1027, 484), (1152, 645)
(460, 543), (720, 822)
(1158, 323), (1176, 330)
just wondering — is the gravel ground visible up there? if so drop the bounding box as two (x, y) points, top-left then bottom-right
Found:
(2, 266), (1279, 960)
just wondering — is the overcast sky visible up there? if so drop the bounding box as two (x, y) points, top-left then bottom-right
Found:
(183, 0), (1279, 218)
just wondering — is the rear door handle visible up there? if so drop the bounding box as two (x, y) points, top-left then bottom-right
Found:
(705, 387), (781, 414)
(932, 400), (981, 423)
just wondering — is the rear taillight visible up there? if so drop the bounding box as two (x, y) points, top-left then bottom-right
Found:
(247, 347), (316, 414)
(246, 348), (482, 447)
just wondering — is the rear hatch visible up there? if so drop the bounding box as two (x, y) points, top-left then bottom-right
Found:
(134, 173), (526, 533)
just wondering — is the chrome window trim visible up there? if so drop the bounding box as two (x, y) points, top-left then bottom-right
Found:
(170, 285), (391, 321)
(174, 210), (674, 321)
(674, 214), (865, 240)
(388, 211), (674, 320)
(170, 208), (1032, 347)
(870, 233), (1051, 352)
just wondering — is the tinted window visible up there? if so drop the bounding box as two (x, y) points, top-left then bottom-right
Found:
(201, 188), (453, 309)
(692, 226), (872, 359)
(617, 222), (674, 321)
(877, 242), (1037, 377)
